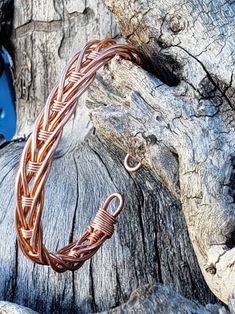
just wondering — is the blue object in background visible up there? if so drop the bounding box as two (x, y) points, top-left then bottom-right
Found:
(0, 47), (16, 140)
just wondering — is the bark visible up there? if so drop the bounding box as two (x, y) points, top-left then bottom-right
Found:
(97, 0), (235, 304)
(0, 134), (219, 313)
(0, 284), (231, 314)
(0, 301), (38, 314)
(13, 0), (118, 136)
(0, 0), (233, 313)
(103, 284), (229, 314)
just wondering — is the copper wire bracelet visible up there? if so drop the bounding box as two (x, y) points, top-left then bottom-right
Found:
(15, 38), (143, 272)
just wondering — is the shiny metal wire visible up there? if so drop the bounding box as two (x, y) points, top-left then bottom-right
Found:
(124, 154), (142, 173)
(15, 38), (143, 272)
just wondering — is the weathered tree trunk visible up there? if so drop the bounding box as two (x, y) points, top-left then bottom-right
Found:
(97, 0), (235, 305)
(0, 0), (234, 313)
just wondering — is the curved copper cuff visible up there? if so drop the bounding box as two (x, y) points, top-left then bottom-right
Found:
(15, 38), (143, 272)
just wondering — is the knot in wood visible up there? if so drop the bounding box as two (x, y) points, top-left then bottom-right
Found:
(205, 264), (216, 275)
(169, 16), (185, 33)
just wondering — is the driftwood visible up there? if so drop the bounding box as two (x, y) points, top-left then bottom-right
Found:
(0, 301), (38, 314)
(97, 0), (235, 304)
(0, 133), (219, 313)
(0, 0), (234, 313)
(104, 284), (230, 314)
(0, 284), (231, 314)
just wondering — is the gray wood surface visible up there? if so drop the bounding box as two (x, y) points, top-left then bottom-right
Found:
(0, 285), (231, 314)
(0, 0), (234, 313)
(0, 301), (38, 314)
(0, 284), (231, 314)
(103, 284), (228, 314)
(94, 0), (235, 304)
(0, 134), (217, 313)
(13, 0), (118, 137)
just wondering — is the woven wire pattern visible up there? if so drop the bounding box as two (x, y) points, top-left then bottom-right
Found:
(15, 38), (142, 272)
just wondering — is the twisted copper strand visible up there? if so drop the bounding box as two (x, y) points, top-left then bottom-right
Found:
(15, 38), (143, 272)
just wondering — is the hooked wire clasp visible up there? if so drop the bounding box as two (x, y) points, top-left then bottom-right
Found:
(124, 154), (142, 173)
(87, 193), (124, 242)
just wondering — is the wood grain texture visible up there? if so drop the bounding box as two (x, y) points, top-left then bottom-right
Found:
(103, 284), (229, 314)
(1, 0), (233, 312)
(0, 301), (38, 314)
(89, 0), (235, 303)
(13, 0), (118, 137)
(0, 133), (217, 313)
(0, 285), (229, 314)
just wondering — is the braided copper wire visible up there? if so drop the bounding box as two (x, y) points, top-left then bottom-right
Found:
(15, 38), (143, 272)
